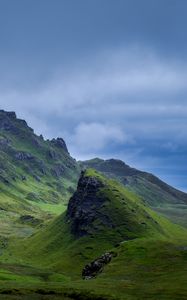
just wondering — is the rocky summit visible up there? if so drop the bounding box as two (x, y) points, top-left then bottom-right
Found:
(66, 170), (105, 237)
(0, 110), (81, 236)
(66, 169), (164, 242)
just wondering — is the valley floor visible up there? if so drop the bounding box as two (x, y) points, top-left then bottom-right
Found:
(0, 235), (187, 300)
(0, 169), (187, 300)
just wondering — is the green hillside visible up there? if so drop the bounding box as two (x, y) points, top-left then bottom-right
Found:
(0, 169), (186, 299)
(0, 111), (187, 299)
(10, 169), (169, 267)
(81, 158), (187, 227)
(0, 110), (81, 236)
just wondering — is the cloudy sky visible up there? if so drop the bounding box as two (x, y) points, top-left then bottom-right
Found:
(0, 0), (187, 191)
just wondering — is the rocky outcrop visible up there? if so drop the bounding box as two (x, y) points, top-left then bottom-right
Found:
(0, 137), (11, 147)
(51, 164), (65, 177)
(19, 215), (42, 226)
(0, 110), (33, 137)
(66, 171), (109, 237)
(15, 152), (34, 160)
(48, 149), (59, 160)
(50, 138), (69, 153)
(0, 110), (25, 134)
(33, 174), (41, 182)
(82, 252), (115, 279)
(0, 109), (81, 208)
(1, 111), (16, 119)
(0, 116), (16, 132)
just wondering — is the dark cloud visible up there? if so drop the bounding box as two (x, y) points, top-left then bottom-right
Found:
(0, 1), (187, 190)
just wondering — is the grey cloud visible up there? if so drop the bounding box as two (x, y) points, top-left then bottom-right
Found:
(1, 47), (187, 190)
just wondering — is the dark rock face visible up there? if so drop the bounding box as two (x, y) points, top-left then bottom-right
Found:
(33, 175), (41, 182)
(15, 152), (34, 160)
(0, 110), (33, 135)
(19, 215), (42, 226)
(50, 138), (69, 153)
(0, 110), (26, 134)
(51, 164), (65, 177)
(37, 160), (47, 175)
(82, 252), (115, 279)
(4, 111), (16, 119)
(0, 116), (15, 132)
(48, 149), (59, 160)
(0, 137), (11, 147)
(66, 171), (106, 237)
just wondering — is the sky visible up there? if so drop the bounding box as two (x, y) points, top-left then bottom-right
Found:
(0, 0), (187, 191)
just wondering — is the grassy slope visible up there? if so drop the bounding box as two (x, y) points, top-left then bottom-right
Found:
(0, 111), (186, 298)
(81, 158), (187, 227)
(0, 169), (186, 299)
(0, 110), (80, 236)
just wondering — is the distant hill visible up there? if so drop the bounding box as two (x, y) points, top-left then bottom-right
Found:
(81, 158), (187, 227)
(81, 158), (187, 206)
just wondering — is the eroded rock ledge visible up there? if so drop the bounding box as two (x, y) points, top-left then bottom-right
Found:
(66, 171), (105, 237)
(82, 252), (116, 280)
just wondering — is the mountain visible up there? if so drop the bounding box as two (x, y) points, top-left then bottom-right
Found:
(66, 169), (164, 240)
(2, 169), (187, 299)
(0, 110), (187, 299)
(0, 110), (81, 236)
(5, 168), (168, 271)
(1, 109), (186, 234)
(81, 158), (187, 227)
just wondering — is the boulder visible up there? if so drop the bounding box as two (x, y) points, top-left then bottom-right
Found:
(15, 152), (34, 160)
(66, 171), (106, 237)
(82, 252), (115, 279)
(50, 138), (69, 153)
(19, 215), (42, 226)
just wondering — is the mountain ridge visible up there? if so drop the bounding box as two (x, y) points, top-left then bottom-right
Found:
(1, 109), (187, 232)
(0, 109), (81, 236)
(81, 157), (187, 205)
(81, 158), (187, 227)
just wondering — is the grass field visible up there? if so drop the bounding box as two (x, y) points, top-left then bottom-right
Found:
(0, 170), (186, 299)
